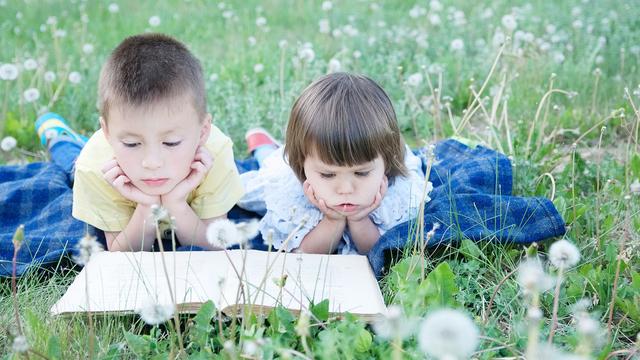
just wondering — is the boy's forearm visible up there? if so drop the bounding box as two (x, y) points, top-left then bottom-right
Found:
(108, 204), (157, 251)
(298, 217), (345, 254)
(163, 202), (213, 249)
(347, 217), (380, 255)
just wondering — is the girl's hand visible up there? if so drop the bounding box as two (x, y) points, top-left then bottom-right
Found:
(162, 146), (213, 208)
(347, 175), (388, 223)
(102, 158), (160, 206)
(303, 180), (346, 221)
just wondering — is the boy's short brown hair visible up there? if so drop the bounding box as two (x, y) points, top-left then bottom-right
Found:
(98, 33), (206, 120)
(285, 72), (407, 182)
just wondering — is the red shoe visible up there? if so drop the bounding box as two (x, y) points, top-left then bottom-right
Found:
(245, 128), (281, 153)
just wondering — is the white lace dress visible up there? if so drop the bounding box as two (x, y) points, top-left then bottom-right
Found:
(237, 147), (431, 254)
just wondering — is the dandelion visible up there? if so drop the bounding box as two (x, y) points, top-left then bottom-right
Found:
(450, 38), (464, 52)
(372, 305), (415, 340)
(242, 340), (259, 356)
(548, 239), (581, 268)
(150, 204), (169, 223)
(235, 219), (259, 240)
(298, 45), (315, 63)
(430, 0), (443, 12)
(253, 63), (264, 73)
(206, 219), (241, 248)
(23, 88), (40, 103)
(209, 73), (219, 82)
(409, 6), (426, 18)
(353, 50), (362, 59)
(553, 52), (565, 64)
(630, 179), (640, 194)
(318, 18), (330, 34)
(11, 335), (29, 353)
(137, 303), (175, 325)
(68, 71), (82, 84)
(73, 233), (104, 266)
(46, 16), (57, 25)
(572, 19), (583, 29)
(54, 29), (67, 38)
(492, 31), (506, 47)
(428, 13), (441, 26)
(517, 258), (554, 295)
(255, 16), (266, 27)
(108, 3), (119, 13)
(222, 10), (234, 19)
(452, 10), (466, 26)
(407, 72), (423, 87)
(427, 63), (443, 74)
(418, 309), (479, 360)
(327, 58), (341, 73)
(247, 36), (256, 46)
(1, 136), (17, 152)
(321, 1), (332, 11)
(501, 14), (517, 31)
(295, 310), (311, 338)
(148, 15), (161, 27)
(481, 8), (494, 19)
(82, 43), (94, 54)
(23, 58), (38, 71)
(44, 71), (56, 82)
(278, 39), (288, 49)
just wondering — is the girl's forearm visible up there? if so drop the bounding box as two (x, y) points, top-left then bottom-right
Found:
(347, 217), (380, 254)
(298, 217), (346, 254)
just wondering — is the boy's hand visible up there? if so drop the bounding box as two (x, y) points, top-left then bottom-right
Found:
(102, 159), (160, 206)
(346, 176), (388, 223)
(303, 180), (346, 222)
(161, 146), (213, 207)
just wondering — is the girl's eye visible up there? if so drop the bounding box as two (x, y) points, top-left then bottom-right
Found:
(320, 173), (335, 179)
(355, 171), (370, 177)
(163, 141), (182, 147)
(122, 142), (139, 148)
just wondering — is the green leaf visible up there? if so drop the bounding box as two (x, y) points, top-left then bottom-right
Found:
(124, 331), (150, 357)
(46, 335), (62, 360)
(460, 239), (482, 260)
(630, 153), (640, 179)
(190, 300), (215, 349)
(353, 328), (372, 353)
(310, 299), (329, 322)
(421, 262), (459, 308)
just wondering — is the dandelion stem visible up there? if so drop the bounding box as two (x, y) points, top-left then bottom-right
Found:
(548, 265), (565, 343)
(11, 246), (24, 337)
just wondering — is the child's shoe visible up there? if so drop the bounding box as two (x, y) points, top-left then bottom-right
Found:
(35, 112), (88, 147)
(245, 127), (281, 153)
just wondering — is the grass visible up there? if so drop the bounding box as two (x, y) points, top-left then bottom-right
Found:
(1, 0), (640, 358)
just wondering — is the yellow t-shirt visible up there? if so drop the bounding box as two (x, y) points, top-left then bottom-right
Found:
(72, 125), (244, 232)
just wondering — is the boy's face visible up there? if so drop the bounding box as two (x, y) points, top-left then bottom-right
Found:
(303, 151), (386, 215)
(101, 94), (211, 196)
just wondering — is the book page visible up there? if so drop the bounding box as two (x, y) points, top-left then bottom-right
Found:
(220, 250), (386, 318)
(51, 251), (230, 315)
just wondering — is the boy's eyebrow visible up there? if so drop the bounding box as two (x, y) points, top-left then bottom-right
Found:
(116, 129), (177, 138)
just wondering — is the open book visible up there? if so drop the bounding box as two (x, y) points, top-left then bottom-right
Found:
(51, 250), (387, 321)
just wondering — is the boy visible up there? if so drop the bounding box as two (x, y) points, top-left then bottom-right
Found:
(70, 33), (243, 251)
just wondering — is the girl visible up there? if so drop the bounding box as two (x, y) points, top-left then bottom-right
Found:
(239, 73), (430, 255)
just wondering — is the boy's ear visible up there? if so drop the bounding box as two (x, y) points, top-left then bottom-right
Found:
(99, 116), (109, 137)
(199, 114), (212, 145)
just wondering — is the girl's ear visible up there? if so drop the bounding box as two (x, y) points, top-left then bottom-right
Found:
(99, 116), (109, 138)
(199, 114), (212, 145)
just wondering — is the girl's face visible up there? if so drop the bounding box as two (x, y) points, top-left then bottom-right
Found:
(303, 151), (386, 214)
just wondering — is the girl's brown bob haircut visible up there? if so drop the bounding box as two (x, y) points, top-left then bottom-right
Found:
(285, 72), (407, 182)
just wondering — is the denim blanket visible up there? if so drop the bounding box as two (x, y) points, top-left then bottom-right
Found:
(367, 139), (566, 276)
(0, 140), (565, 277)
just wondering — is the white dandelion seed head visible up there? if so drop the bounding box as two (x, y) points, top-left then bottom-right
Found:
(137, 303), (175, 325)
(235, 219), (259, 241)
(278, 39), (288, 49)
(427, 63), (443, 74)
(222, 10), (234, 19)
(11, 335), (29, 353)
(370, 3), (380, 11)
(209, 73), (219, 82)
(452, 10), (466, 26)
(81, 13), (89, 24)
(517, 258), (554, 294)
(73, 233), (104, 266)
(264, 229), (275, 246)
(148, 15), (161, 27)
(44, 71), (56, 83)
(430, 0), (443, 12)
(407, 72), (423, 87)
(318, 18), (330, 34)
(553, 52), (565, 64)
(481, 8), (494, 19)
(23, 88), (40, 103)
(1, 136), (17, 152)
(46, 16), (57, 25)
(418, 309), (479, 360)
(575, 313), (600, 337)
(595, 55), (604, 65)
(501, 14), (517, 31)
(450, 38), (464, 52)
(68, 71), (82, 84)
(149, 204), (169, 223)
(523, 32), (535, 42)
(242, 340), (258, 356)
(409, 6), (426, 19)
(321, 1), (332, 11)
(331, 28), (342, 37)
(108, 3), (119, 13)
(206, 219), (240, 248)
(373, 305), (416, 340)
(493, 30), (506, 47)
(630, 179), (640, 194)
(527, 307), (543, 321)
(327, 58), (341, 73)
(82, 43), (94, 54)
(630, 46), (640, 55)
(546, 24), (557, 34)
(549, 239), (581, 268)
(255, 16), (267, 27)
(54, 29), (67, 38)
(247, 36), (256, 46)
(23, 58), (38, 71)
(343, 24), (358, 37)
(428, 13), (441, 26)
(253, 63), (264, 73)
(298, 46), (315, 63)
(572, 19), (583, 29)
